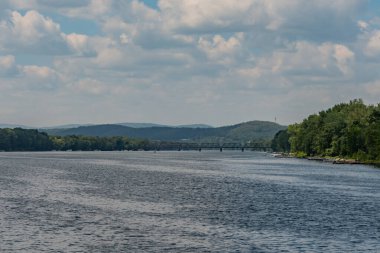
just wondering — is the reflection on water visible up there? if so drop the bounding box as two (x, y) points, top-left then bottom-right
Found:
(1, 151), (380, 252)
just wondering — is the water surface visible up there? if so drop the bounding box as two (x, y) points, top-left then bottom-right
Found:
(1, 151), (379, 252)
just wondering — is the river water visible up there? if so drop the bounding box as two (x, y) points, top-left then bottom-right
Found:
(0, 151), (379, 252)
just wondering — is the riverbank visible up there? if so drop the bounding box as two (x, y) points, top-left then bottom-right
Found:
(272, 152), (380, 166)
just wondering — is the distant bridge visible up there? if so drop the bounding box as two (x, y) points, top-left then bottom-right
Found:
(150, 142), (271, 152)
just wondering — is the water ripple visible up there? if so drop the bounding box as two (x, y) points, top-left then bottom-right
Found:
(1, 151), (379, 252)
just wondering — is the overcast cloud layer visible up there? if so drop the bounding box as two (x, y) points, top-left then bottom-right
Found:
(0, 0), (380, 127)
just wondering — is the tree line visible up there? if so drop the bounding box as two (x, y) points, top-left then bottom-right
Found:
(271, 99), (380, 162)
(0, 128), (270, 152)
(0, 128), (151, 151)
(0, 128), (52, 151)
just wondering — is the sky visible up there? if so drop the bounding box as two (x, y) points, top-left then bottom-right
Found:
(0, 0), (380, 127)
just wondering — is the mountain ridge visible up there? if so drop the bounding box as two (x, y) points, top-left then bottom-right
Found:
(1, 122), (213, 129)
(44, 120), (285, 142)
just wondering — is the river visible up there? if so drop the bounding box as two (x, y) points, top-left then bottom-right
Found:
(0, 151), (379, 252)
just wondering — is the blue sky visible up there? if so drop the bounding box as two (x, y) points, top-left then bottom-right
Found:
(0, 0), (380, 127)
(141, 0), (158, 9)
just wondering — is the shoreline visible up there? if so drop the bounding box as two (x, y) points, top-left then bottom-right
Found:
(272, 152), (380, 166)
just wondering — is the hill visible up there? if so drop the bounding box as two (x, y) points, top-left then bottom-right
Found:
(45, 121), (285, 143)
(116, 123), (212, 128)
(176, 124), (213, 128)
(115, 123), (167, 128)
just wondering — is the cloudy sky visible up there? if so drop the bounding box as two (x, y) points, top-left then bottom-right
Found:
(0, 0), (380, 127)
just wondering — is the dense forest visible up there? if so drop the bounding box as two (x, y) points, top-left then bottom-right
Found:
(272, 99), (380, 162)
(0, 128), (53, 151)
(0, 128), (150, 151)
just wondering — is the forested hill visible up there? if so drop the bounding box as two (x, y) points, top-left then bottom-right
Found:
(46, 121), (285, 142)
(271, 99), (380, 163)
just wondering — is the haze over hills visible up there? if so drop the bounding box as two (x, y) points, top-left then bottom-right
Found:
(44, 121), (285, 143)
(1, 123), (213, 129)
(0, 123), (34, 129)
(115, 123), (213, 128)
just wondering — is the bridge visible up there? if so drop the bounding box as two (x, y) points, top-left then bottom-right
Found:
(150, 142), (271, 152)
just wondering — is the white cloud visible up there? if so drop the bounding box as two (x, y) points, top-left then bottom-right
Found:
(262, 42), (353, 77)
(358, 20), (369, 31)
(0, 0), (379, 126)
(365, 80), (380, 96)
(120, 33), (129, 44)
(95, 47), (126, 68)
(69, 78), (108, 95)
(0, 55), (15, 68)
(37, 0), (92, 8)
(0, 10), (68, 54)
(159, 0), (255, 32)
(198, 34), (242, 64)
(64, 33), (110, 57)
(235, 41), (356, 94)
(50, 0), (114, 19)
(0, 9), (114, 59)
(65, 33), (91, 55)
(365, 30), (380, 57)
(3, 0), (36, 10)
(157, 0), (363, 39)
(21, 65), (61, 89)
(333, 44), (355, 75)
(0, 55), (18, 76)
